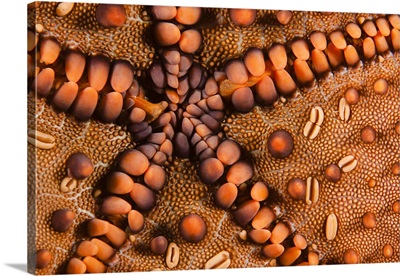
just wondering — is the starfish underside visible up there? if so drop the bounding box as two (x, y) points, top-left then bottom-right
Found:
(27, 2), (400, 274)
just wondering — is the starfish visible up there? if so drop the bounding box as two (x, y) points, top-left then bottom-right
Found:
(27, 2), (399, 274)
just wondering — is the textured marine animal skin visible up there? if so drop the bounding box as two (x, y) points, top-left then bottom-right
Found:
(27, 1), (400, 274)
